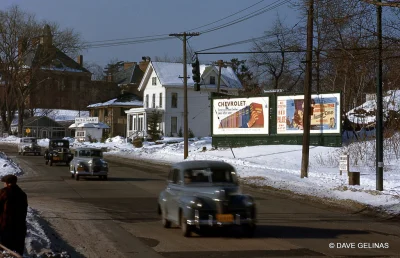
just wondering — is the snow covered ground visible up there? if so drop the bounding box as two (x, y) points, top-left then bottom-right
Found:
(0, 134), (399, 256)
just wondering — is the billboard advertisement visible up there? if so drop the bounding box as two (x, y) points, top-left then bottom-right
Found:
(212, 97), (269, 135)
(276, 93), (340, 134)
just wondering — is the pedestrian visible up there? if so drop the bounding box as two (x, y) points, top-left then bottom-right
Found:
(0, 174), (28, 256)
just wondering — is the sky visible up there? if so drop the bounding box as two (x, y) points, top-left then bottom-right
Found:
(0, 0), (301, 67)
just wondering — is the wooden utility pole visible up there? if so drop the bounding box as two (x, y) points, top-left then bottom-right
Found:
(301, 0), (314, 178)
(169, 32), (200, 159)
(215, 60), (232, 93)
(360, 0), (400, 190)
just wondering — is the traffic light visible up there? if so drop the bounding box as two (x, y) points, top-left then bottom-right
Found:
(192, 58), (200, 91)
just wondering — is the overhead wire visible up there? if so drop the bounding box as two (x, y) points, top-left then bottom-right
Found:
(84, 0), (291, 49)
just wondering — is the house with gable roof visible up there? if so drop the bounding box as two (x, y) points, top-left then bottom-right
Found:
(125, 61), (243, 139)
(87, 91), (142, 137)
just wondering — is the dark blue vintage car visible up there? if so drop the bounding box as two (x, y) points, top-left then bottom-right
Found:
(158, 160), (256, 237)
(44, 139), (74, 166)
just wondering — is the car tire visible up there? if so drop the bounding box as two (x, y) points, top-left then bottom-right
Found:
(76, 175), (79, 181)
(103, 176), (108, 180)
(180, 212), (192, 237)
(71, 169), (75, 178)
(49, 160), (53, 166)
(22, 152), (25, 156)
(161, 207), (171, 228)
(18, 152), (21, 155)
(45, 160), (48, 165)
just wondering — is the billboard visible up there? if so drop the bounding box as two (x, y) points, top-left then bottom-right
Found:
(75, 117), (99, 124)
(212, 97), (269, 135)
(276, 93), (340, 134)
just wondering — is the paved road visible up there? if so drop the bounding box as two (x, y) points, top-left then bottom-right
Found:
(1, 143), (400, 258)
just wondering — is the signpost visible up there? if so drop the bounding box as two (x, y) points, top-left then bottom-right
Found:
(25, 128), (31, 136)
(339, 155), (349, 175)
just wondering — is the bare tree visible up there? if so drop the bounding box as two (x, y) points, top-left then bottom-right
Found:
(84, 61), (104, 80)
(250, 15), (304, 91)
(0, 5), (84, 135)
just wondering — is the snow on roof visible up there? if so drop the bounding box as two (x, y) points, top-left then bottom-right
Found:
(68, 122), (110, 129)
(347, 90), (400, 124)
(151, 61), (242, 89)
(87, 95), (143, 108)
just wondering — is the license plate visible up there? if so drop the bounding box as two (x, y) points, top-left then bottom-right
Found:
(216, 214), (233, 222)
(53, 157), (60, 160)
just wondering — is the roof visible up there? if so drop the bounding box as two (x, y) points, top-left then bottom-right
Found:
(12, 116), (63, 128)
(139, 61), (242, 90)
(68, 122), (110, 129)
(87, 92), (143, 108)
(23, 39), (89, 73)
(172, 160), (236, 171)
(113, 64), (136, 84)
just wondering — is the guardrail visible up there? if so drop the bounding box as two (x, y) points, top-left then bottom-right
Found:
(0, 244), (23, 258)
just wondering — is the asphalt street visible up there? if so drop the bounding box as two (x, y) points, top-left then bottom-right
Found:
(1, 143), (400, 258)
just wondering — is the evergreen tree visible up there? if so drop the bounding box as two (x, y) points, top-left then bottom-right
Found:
(147, 111), (162, 141)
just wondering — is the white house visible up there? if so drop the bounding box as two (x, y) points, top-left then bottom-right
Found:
(68, 117), (110, 142)
(125, 61), (242, 139)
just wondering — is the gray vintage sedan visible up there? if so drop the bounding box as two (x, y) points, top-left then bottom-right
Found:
(69, 147), (108, 181)
(158, 160), (256, 237)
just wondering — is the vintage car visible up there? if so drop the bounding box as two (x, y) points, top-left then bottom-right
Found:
(69, 147), (108, 181)
(157, 160), (256, 237)
(44, 139), (74, 166)
(18, 137), (41, 156)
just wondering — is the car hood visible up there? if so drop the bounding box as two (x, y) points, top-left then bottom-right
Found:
(186, 184), (240, 201)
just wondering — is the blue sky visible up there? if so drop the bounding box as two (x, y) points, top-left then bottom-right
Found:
(1, 0), (301, 67)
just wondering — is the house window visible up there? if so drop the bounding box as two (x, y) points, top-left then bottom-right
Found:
(145, 94), (149, 108)
(152, 77), (157, 85)
(159, 93), (162, 108)
(104, 108), (108, 117)
(152, 94), (156, 108)
(93, 109), (98, 116)
(171, 93), (177, 108)
(210, 76), (216, 85)
(76, 131), (85, 137)
(171, 117), (177, 134)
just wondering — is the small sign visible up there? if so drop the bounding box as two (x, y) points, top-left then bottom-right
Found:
(25, 128), (31, 134)
(339, 155), (349, 174)
(75, 117), (99, 124)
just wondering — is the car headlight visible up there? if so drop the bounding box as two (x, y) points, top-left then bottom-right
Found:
(88, 160), (93, 166)
(242, 195), (254, 206)
(190, 200), (202, 208)
(102, 162), (108, 168)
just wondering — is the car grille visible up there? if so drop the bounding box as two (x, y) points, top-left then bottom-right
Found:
(93, 166), (102, 172)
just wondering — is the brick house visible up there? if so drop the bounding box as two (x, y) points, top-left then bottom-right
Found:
(24, 25), (121, 111)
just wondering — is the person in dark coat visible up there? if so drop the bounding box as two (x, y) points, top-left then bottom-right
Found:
(0, 174), (28, 256)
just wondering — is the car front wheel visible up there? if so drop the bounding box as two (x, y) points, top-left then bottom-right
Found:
(161, 207), (171, 228)
(180, 212), (192, 237)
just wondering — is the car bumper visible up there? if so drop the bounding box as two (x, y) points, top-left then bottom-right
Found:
(187, 211), (255, 227)
(76, 172), (108, 176)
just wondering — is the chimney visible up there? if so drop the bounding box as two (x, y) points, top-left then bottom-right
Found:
(139, 56), (151, 72)
(77, 55), (83, 66)
(123, 62), (135, 70)
(18, 38), (27, 58)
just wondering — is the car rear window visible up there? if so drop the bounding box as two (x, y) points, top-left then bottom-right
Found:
(184, 168), (237, 184)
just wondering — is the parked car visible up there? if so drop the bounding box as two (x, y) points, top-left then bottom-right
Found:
(157, 160), (256, 237)
(44, 139), (74, 166)
(69, 147), (108, 181)
(18, 137), (41, 156)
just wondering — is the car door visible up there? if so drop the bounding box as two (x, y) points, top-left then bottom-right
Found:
(166, 168), (182, 223)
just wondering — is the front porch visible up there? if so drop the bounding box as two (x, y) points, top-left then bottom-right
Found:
(126, 108), (164, 140)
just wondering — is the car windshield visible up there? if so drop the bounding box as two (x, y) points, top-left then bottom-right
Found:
(79, 149), (102, 158)
(51, 141), (69, 148)
(23, 138), (36, 143)
(184, 168), (237, 184)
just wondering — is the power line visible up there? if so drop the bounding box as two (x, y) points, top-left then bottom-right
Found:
(187, 0), (266, 32)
